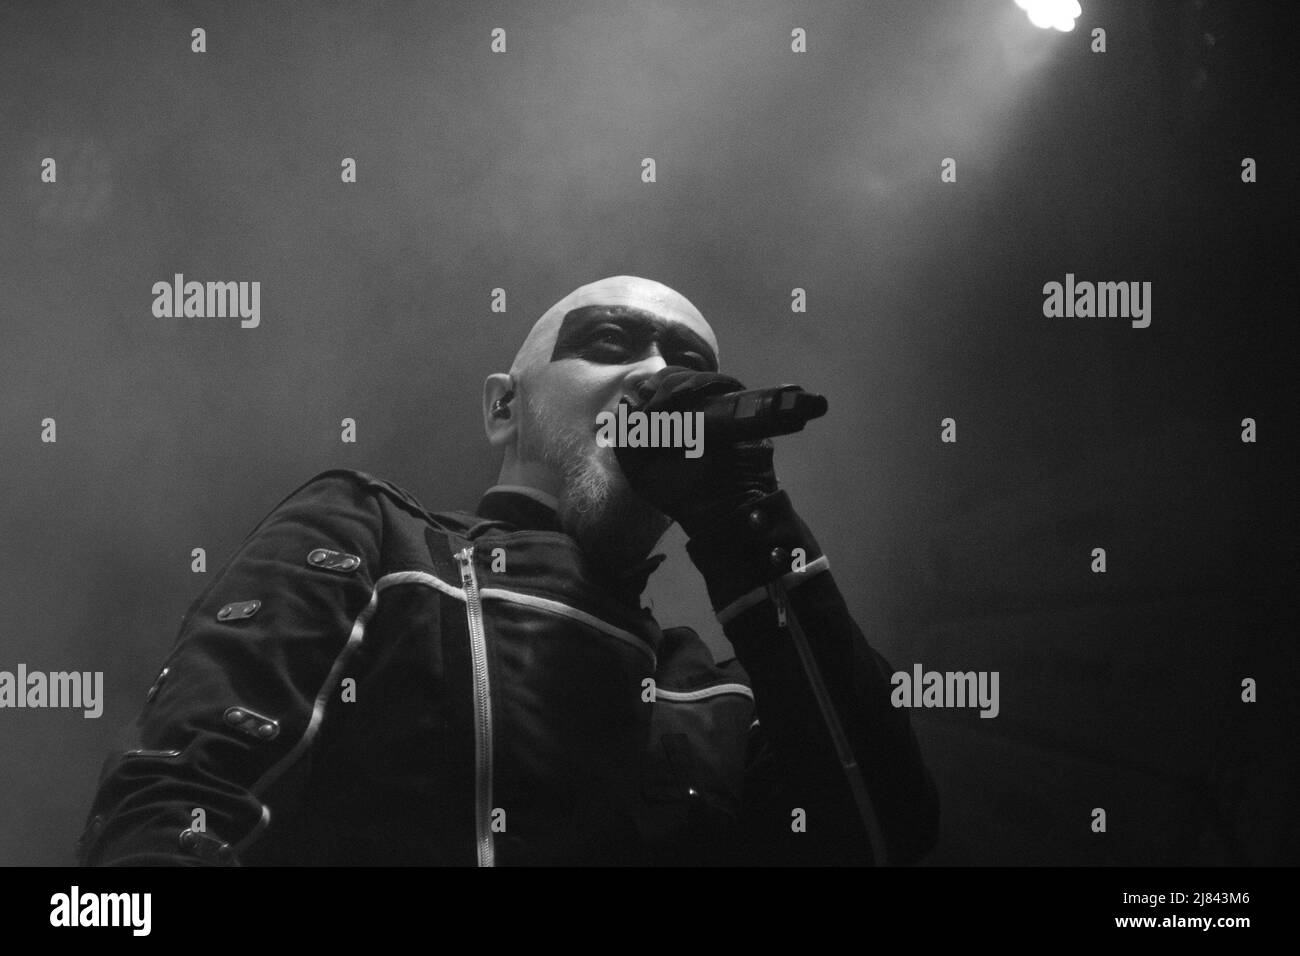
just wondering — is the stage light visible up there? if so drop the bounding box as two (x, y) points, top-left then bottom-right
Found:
(1014, 0), (1082, 32)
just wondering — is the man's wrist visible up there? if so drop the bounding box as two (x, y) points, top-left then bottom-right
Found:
(677, 488), (769, 540)
(683, 489), (824, 613)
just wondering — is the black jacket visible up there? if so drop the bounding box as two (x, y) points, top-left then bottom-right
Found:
(78, 469), (938, 866)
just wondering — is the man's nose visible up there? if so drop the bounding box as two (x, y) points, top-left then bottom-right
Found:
(621, 350), (671, 407)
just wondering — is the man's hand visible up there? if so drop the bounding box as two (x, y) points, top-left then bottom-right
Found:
(613, 367), (778, 539)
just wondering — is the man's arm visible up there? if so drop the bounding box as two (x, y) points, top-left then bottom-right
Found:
(687, 490), (940, 865)
(77, 470), (384, 865)
(614, 367), (939, 865)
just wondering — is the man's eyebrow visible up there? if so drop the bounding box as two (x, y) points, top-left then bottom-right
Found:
(549, 305), (718, 369)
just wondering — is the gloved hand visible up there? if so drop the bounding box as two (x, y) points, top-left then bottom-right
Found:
(613, 367), (779, 539)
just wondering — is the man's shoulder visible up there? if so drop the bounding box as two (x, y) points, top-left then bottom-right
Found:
(263, 468), (474, 534)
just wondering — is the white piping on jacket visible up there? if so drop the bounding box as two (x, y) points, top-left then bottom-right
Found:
(237, 576), (391, 855)
(716, 555), (830, 625)
(233, 567), (659, 857)
(478, 587), (657, 669)
(654, 683), (754, 703)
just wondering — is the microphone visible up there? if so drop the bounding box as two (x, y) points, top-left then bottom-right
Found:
(630, 375), (829, 442)
(697, 384), (829, 441)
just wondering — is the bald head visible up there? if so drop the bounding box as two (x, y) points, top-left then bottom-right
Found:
(509, 276), (719, 379)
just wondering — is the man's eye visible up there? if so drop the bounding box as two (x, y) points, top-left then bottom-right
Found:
(588, 329), (630, 350)
(666, 350), (711, 371)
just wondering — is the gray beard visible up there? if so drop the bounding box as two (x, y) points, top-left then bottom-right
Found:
(520, 388), (672, 570)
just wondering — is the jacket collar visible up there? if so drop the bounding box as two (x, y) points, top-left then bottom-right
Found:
(477, 485), (563, 533)
(474, 486), (667, 604)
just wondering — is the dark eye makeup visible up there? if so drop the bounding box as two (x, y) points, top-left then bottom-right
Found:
(583, 328), (709, 371)
(550, 306), (718, 372)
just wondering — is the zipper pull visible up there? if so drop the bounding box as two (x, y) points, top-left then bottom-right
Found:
(767, 581), (788, 629)
(455, 546), (473, 583)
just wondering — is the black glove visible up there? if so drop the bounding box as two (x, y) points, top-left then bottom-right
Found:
(614, 367), (779, 539)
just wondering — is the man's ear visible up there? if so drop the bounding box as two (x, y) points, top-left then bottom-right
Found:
(483, 373), (516, 448)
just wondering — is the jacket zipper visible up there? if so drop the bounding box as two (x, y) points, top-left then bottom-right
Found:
(767, 579), (888, 865)
(456, 546), (495, 867)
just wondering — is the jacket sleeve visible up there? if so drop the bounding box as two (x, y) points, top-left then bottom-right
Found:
(685, 490), (939, 866)
(77, 470), (385, 866)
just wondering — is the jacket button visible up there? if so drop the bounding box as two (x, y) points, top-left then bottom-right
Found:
(223, 705), (280, 741)
(179, 827), (233, 864)
(217, 600), (260, 621)
(307, 548), (362, 573)
(768, 547), (787, 569)
(746, 508), (766, 530)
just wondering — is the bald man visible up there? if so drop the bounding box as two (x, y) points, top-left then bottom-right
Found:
(78, 277), (938, 867)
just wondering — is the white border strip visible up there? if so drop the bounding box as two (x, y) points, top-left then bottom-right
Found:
(480, 587), (656, 668)
(231, 567), (659, 857)
(716, 555), (830, 625)
(378, 568), (465, 601)
(235, 570), (462, 855)
(655, 682), (754, 703)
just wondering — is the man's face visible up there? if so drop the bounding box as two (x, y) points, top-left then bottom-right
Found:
(511, 286), (719, 567)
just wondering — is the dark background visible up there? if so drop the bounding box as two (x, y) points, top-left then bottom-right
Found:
(0, 0), (1293, 866)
